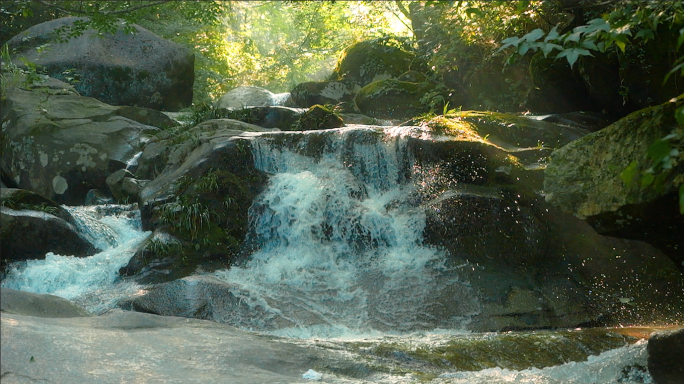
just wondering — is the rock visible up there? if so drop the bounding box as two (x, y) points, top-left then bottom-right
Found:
(1, 288), (90, 318)
(292, 104), (344, 131)
(216, 106), (306, 130)
(6, 17), (194, 111)
(290, 81), (353, 108)
(1, 309), (369, 383)
(0, 187), (74, 224)
(1, 80), (165, 204)
(648, 328), (684, 384)
(397, 70), (427, 83)
(332, 40), (420, 91)
(354, 79), (442, 119)
(1, 206), (98, 264)
(106, 169), (136, 202)
(128, 121), (683, 332)
(121, 119), (271, 283)
(544, 95), (684, 270)
(214, 86), (275, 109)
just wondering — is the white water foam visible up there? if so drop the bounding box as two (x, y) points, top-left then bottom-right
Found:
(212, 129), (480, 337)
(1, 205), (150, 314)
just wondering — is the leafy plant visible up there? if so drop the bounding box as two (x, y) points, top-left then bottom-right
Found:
(157, 195), (212, 240)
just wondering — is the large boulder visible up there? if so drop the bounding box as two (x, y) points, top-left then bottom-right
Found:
(120, 119), (271, 284)
(331, 40), (421, 92)
(1, 76), (176, 205)
(125, 120), (683, 332)
(289, 81), (353, 108)
(354, 79), (443, 119)
(1, 206), (98, 264)
(6, 17), (194, 111)
(214, 86), (276, 109)
(215, 106), (306, 130)
(648, 328), (684, 384)
(544, 96), (684, 270)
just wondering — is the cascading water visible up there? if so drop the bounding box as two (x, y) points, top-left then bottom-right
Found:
(1, 204), (150, 314)
(211, 128), (480, 337)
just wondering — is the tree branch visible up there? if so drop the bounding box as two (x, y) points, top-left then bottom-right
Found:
(35, 1), (172, 16)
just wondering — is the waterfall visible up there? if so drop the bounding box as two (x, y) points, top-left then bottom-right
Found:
(1, 204), (150, 314)
(212, 128), (480, 337)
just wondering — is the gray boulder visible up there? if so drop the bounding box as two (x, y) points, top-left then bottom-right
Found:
(290, 81), (353, 108)
(214, 86), (275, 109)
(544, 95), (684, 270)
(1, 77), (174, 204)
(1, 206), (98, 263)
(648, 328), (684, 384)
(6, 17), (194, 111)
(1, 288), (90, 318)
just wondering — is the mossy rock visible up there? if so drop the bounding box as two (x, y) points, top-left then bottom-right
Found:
(0, 188), (74, 224)
(290, 81), (353, 108)
(544, 95), (684, 270)
(423, 111), (586, 150)
(354, 79), (440, 119)
(292, 105), (344, 131)
(332, 41), (417, 90)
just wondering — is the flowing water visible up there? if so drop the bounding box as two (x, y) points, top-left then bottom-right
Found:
(0, 127), (659, 383)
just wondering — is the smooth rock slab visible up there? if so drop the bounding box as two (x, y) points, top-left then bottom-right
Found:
(0, 310), (347, 384)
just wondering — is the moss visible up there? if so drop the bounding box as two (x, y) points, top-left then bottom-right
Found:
(293, 104), (344, 131)
(354, 79), (439, 119)
(332, 40), (416, 87)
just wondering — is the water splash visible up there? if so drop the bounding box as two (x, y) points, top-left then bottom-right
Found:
(213, 129), (480, 337)
(2, 204), (150, 314)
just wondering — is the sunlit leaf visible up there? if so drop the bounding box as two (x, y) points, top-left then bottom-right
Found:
(620, 160), (638, 185)
(516, 1), (530, 13)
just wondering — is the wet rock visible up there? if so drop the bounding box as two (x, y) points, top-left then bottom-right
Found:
(1, 206), (98, 263)
(6, 17), (194, 111)
(648, 328), (684, 384)
(121, 119), (271, 283)
(1, 79), (168, 205)
(544, 95), (684, 270)
(1, 288), (90, 318)
(0, 187), (74, 224)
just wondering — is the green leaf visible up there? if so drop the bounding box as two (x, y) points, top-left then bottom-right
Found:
(640, 172), (654, 188)
(647, 139), (672, 165)
(635, 28), (654, 42)
(677, 28), (684, 51)
(545, 26), (560, 42)
(498, 36), (521, 52)
(522, 29), (544, 43)
(679, 184), (684, 214)
(620, 160), (638, 185)
(676, 105), (684, 126)
(556, 48), (593, 68)
(541, 43), (563, 57)
(565, 30), (583, 43)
